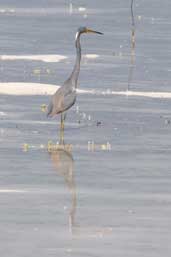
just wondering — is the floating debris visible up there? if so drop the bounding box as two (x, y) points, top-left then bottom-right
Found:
(33, 69), (41, 75)
(22, 141), (111, 152)
(88, 141), (111, 151)
(78, 7), (86, 12)
(101, 144), (106, 150)
(88, 115), (91, 121)
(23, 143), (29, 152)
(41, 104), (47, 113)
(138, 15), (142, 21)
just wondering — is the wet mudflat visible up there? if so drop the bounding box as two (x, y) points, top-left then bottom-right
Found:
(0, 0), (171, 256)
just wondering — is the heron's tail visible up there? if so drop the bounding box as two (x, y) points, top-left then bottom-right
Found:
(46, 101), (53, 117)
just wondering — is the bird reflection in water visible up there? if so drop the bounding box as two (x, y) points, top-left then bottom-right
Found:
(48, 144), (76, 234)
(48, 145), (113, 238)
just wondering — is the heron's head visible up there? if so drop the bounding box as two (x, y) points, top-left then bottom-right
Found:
(78, 26), (103, 35)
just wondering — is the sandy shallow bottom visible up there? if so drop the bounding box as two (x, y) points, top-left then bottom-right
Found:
(1, 82), (171, 99)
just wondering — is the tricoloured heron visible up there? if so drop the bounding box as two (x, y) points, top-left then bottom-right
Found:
(47, 27), (103, 142)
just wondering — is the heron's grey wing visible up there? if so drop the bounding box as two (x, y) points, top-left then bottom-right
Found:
(47, 81), (76, 116)
(62, 90), (77, 112)
(47, 88), (64, 117)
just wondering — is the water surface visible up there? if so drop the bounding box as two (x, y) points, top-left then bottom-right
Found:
(0, 1), (171, 256)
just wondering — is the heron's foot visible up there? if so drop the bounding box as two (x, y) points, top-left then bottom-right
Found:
(59, 133), (65, 145)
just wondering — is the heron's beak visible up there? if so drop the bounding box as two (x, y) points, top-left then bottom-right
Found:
(86, 29), (103, 35)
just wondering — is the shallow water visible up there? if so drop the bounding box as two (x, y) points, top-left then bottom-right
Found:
(0, 1), (171, 256)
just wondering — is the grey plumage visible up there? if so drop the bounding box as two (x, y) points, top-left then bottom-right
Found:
(47, 26), (103, 140)
(47, 79), (77, 117)
(47, 27), (103, 118)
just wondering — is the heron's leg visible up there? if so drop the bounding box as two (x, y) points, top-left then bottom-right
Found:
(63, 112), (67, 122)
(59, 112), (67, 144)
(61, 112), (67, 130)
(59, 113), (65, 145)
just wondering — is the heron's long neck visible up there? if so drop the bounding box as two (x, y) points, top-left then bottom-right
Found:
(70, 32), (81, 87)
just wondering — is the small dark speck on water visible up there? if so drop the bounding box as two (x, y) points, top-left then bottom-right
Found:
(165, 119), (171, 125)
(96, 121), (102, 126)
